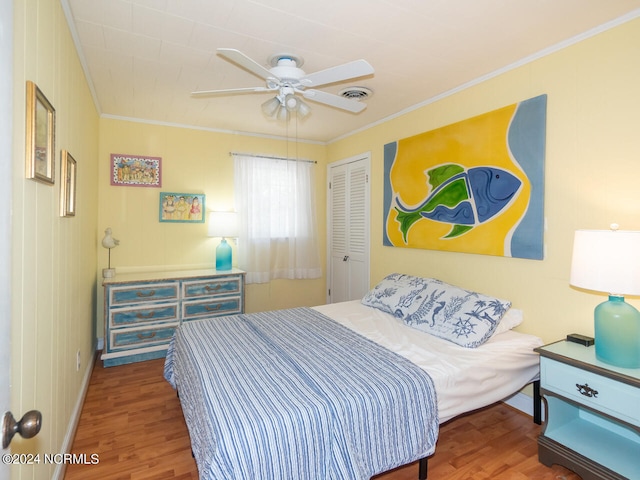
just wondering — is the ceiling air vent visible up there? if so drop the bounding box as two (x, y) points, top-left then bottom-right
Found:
(338, 86), (373, 101)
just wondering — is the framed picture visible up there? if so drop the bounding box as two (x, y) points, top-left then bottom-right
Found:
(25, 81), (55, 184)
(110, 153), (162, 187)
(159, 192), (205, 223)
(60, 150), (77, 217)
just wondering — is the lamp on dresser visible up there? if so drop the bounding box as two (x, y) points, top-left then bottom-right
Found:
(101, 227), (120, 278)
(208, 211), (238, 271)
(570, 224), (640, 368)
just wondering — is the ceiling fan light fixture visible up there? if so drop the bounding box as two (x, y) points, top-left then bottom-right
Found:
(277, 105), (290, 122)
(297, 100), (311, 119)
(261, 96), (281, 117)
(284, 94), (299, 111)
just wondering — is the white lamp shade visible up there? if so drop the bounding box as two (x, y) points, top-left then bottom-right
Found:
(570, 229), (640, 295)
(297, 100), (311, 118)
(261, 96), (281, 117)
(208, 211), (238, 238)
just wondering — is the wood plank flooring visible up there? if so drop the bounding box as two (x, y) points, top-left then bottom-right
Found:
(65, 357), (581, 480)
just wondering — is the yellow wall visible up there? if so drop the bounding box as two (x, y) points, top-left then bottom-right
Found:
(11, 0), (99, 479)
(97, 119), (328, 331)
(328, 17), (640, 344)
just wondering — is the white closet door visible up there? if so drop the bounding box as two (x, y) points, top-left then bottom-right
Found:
(327, 155), (370, 303)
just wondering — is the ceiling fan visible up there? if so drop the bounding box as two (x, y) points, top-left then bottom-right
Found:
(191, 48), (374, 120)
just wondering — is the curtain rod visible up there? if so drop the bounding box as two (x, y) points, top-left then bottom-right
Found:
(229, 151), (316, 164)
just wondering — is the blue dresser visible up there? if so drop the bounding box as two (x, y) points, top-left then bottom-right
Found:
(535, 340), (640, 479)
(102, 269), (245, 367)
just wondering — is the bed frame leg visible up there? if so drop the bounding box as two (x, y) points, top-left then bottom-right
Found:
(418, 457), (428, 480)
(533, 380), (541, 425)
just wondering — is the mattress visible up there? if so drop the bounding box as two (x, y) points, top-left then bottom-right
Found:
(313, 300), (543, 423)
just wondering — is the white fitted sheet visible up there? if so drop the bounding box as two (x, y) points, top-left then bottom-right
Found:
(313, 300), (543, 424)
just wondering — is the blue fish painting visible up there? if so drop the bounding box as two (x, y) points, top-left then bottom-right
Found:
(394, 164), (522, 242)
(383, 94), (546, 259)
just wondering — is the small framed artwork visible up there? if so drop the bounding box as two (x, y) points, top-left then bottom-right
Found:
(60, 150), (77, 217)
(159, 192), (205, 223)
(110, 153), (162, 187)
(25, 81), (55, 184)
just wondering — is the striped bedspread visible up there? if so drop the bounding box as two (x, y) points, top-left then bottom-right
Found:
(164, 307), (438, 480)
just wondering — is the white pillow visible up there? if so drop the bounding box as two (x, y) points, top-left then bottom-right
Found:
(493, 308), (523, 335)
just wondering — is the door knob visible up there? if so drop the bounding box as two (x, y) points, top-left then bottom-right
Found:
(343, 255), (349, 261)
(2, 410), (42, 448)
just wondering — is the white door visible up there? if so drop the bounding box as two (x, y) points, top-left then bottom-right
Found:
(327, 154), (370, 303)
(0, 0), (13, 470)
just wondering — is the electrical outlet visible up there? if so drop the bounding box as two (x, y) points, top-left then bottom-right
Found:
(76, 350), (81, 371)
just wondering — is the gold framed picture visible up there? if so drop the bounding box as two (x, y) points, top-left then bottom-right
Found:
(25, 81), (55, 184)
(60, 150), (77, 217)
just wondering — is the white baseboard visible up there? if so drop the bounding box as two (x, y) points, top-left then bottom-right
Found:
(503, 390), (545, 422)
(51, 348), (97, 480)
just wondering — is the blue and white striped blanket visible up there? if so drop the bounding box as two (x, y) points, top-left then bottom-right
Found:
(164, 307), (438, 479)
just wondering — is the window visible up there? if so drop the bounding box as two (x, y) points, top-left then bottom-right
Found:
(234, 154), (321, 284)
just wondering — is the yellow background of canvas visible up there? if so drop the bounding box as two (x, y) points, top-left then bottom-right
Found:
(385, 102), (532, 256)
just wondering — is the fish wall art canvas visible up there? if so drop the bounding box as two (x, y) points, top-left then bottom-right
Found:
(383, 94), (546, 259)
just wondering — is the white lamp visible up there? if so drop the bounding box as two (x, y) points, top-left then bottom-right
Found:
(208, 211), (238, 271)
(570, 225), (640, 368)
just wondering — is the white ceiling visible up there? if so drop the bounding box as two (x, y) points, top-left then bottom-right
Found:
(63, 0), (640, 143)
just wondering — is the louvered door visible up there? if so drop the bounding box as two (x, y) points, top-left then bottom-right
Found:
(327, 155), (370, 303)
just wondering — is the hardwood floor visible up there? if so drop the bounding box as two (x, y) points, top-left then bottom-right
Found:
(65, 357), (581, 480)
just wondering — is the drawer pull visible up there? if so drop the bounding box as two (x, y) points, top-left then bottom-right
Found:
(136, 290), (156, 297)
(137, 332), (157, 340)
(204, 285), (222, 292)
(205, 304), (222, 312)
(576, 383), (598, 398)
(136, 311), (155, 319)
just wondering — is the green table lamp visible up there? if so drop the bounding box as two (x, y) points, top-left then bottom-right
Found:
(208, 211), (238, 271)
(570, 225), (640, 368)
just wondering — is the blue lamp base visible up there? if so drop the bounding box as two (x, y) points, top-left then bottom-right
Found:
(594, 295), (640, 368)
(216, 238), (232, 271)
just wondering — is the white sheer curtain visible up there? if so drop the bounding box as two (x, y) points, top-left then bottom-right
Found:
(234, 154), (322, 284)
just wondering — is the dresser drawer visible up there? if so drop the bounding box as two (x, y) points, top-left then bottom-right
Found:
(109, 303), (179, 328)
(109, 282), (179, 306)
(109, 323), (178, 351)
(183, 276), (242, 299)
(182, 296), (243, 320)
(103, 269), (245, 366)
(541, 357), (640, 427)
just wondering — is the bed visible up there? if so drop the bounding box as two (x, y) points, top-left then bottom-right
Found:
(164, 274), (543, 479)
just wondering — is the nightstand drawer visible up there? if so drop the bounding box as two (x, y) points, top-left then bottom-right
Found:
(110, 303), (179, 327)
(183, 277), (242, 299)
(109, 323), (178, 351)
(182, 296), (243, 320)
(109, 282), (179, 306)
(541, 357), (640, 427)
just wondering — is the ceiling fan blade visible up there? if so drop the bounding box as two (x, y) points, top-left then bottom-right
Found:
(301, 89), (367, 113)
(217, 48), (277, 81)
(191, 86), (272, 97)
(301, 59), (374, 87)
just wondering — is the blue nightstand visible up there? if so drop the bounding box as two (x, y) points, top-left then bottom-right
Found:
(535, 340), (640, 479)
